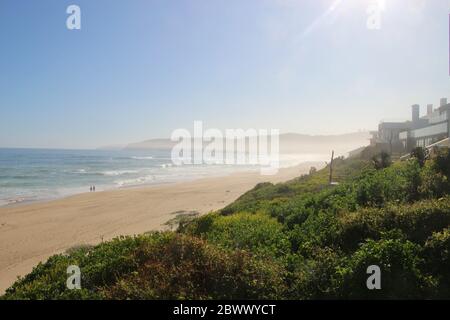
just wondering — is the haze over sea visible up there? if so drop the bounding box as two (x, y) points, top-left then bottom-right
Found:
(0, 148), (327, 207)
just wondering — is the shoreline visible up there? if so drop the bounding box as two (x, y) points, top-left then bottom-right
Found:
(0, 162), (322, 294)
(0, 179), (182, 210)
(0, 165), (308, 210)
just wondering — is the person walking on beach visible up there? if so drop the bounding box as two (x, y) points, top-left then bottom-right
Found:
(90, 186), (93, 192)
(93, 186), (96, 192)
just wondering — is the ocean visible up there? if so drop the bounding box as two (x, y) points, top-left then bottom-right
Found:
(0, 148), (327, 207)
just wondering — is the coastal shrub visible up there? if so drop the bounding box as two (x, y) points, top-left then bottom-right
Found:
(314, 184), (358, 213)
(101, 234), (286, 299)
(419, 161), (448, 198)
(180, 212), (218, 235)
(340, 238), (433, 299)
(354, 170), (386, 207)
(268, 197), (314, 228)
(288, 210), (340, 255)
(191, 212), (291, 259)
(337, 197), (450, 252)
(419, 149), (450, 198)
(2, 233), (173, 300)
(434, 148), (450, 179)
(354, 161), (422, 207)
(398, 160), (422, 201)
(3, 233), (286, 300)
(422, 228), (450, 298)
(267, 184), (356, 231)
(411, 147), (427, 167)
(1, 254), (100, 300)
(288, 247), (345, 299)
(219, 182), (281, 215)
(219, 158), (369, 218)
(372, 151), (392, 170)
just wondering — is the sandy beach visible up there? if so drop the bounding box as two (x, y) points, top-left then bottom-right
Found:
(0, 163), (319, 294)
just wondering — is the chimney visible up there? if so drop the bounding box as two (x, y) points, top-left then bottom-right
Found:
(440, 98), (448, 107)
(427, 104), (433, 115)
(412, 104), (420, 123)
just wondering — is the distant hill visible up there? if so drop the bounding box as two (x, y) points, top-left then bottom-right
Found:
(120, 132), (371, 156)
(125, 139), (177, 150)
(277, 132), (371, 155)
(97, 144), (127, 151)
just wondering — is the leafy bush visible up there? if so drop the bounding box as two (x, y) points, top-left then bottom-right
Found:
(340, 238), (434, 299)
(337, 197), (450, 252)
(2, 233), (171, 300)
(411, 147), (427, 167)
(185, 212), (290, 259)
(434, 148), (450, 179)
(289, 247), (345, 299)
(420, 161), (449, 198)
(288, 210), (340, 256)
(3, 233), (286, 300)
(422, 228), (450, 298)
(220, 159), (369, 216)
(372, 151), (392, 170)
(420, 149), (450, 198)
(101, 234), (287, 299)
(354, 161), (421, 207)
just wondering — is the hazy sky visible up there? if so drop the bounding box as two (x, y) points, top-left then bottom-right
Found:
(0, 0), (449, 149)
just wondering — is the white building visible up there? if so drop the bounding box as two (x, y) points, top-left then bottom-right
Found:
(399, 98), (450, 151)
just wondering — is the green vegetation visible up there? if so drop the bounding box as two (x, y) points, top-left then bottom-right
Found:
(2, 147), (450, 300)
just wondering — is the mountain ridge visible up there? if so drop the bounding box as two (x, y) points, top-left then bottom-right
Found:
(116, 131), (371, 156)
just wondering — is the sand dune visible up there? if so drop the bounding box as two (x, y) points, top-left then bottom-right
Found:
(0, 163), (321, 294)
